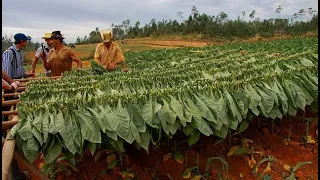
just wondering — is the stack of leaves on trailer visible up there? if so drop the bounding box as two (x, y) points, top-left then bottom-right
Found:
(8, 37), (318, 164)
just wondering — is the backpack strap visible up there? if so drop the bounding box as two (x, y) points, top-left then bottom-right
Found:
(9, 49), (18, 69)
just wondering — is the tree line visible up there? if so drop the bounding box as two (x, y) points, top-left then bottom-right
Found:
(2, 5), (318, 49)
(73, 6), (318, 45)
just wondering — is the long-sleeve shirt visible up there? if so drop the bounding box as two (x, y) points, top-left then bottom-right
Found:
(2, 44), (27, 79)
(94, 42), (124, 67)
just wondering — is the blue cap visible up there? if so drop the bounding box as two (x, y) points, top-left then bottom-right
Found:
(14, 33), (32, 42)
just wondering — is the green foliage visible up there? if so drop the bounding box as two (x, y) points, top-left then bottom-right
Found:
(8, 38), (318, 167)
(285, 161), (312, 180)
(74, 6), (318, 44)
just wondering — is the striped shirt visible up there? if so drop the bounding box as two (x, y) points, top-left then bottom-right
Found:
(2, 44), (27, 79)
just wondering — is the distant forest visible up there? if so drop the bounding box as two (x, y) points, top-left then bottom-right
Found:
(73, 6), (318, 45)
(2, 5), (318, 52)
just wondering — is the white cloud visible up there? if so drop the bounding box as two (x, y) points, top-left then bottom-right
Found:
(2, 0), (318, 43)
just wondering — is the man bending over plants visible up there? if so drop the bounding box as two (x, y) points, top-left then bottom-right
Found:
(94, 29), (126, 71)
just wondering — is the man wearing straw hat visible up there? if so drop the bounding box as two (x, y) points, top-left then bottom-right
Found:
(31, 32), (53, 76)
(41, 31), (82, 76)
(94, 29), (125, 71)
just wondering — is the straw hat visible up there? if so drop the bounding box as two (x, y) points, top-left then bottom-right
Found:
(42, 32), (52, 39)
(100, 29), (113, 42)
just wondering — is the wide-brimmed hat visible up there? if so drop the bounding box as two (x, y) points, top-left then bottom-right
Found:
(42, 32), (52, 39)
(51, 31), (65, 39)
(100, 29), (113, 42)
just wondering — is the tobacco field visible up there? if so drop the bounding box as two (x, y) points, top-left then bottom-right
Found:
(8, 37), (318, 179)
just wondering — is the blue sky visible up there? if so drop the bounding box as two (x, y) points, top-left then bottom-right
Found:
(2, 0), (318, 43)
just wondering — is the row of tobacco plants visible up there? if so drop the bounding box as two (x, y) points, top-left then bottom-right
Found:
(8, 37), (318, 176)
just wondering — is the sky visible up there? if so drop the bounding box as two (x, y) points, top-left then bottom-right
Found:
(2, 0), (318, 43)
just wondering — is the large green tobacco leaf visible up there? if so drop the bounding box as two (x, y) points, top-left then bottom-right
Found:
(213, 124), (228, 138)
(44, 139), (62, 164)
(32, 112), (42, 132)
(127, 104), (146, 131)
(112, 101), (132, 142)
(136, 131), (151, 151)
(59, 113), (77, 155)
(162, 100), (177, 125)
(232, 91), (249, 119)
(70, 114), (82, 150)
(31, 126), (43, 146)
(157, 109), (170, 135)
(168, 120), (181, 135)
(246, 85), (261, 116)
(26, 136), (40, 155)
(188, 131), (200, 146)
(22, 140), (39, 163)
(100, 105), (119, 131)
(42, 111), (50, 142)
(182, 125), (195, 136)
(88, 142), (96, 156)
(291, 82), (307, 110)
(130, 121), (141, 143)
(215, 96), (230, 125)
(74, 110), (101, 143)
(256, 87), (274, 114)
(18, 120), (33, 141)
(194, 94), (217, 124)
(88, 107), (108, 133)
(273, 80), (288, 115)
(48, 113), (58, 135)
(197, 118), (213, 136)
(169, 96), (184, 121)
(142, 99), (162, 128)
(283, 80), (297, 109)
(225, 91), (242, 123)
(184, 97), (202, 126)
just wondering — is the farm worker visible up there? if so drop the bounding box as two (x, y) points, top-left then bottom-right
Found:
(31, 32), (53, 76)
(42, 31), (82, 76)
(2, 33), (35, 79)
(94, 29), (125, 71)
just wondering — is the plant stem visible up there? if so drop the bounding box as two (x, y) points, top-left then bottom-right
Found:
(229, 130), (232, 145)
(288, 125), (292, 140)
(197, 153), (200, 171)
(186, 151), (188, 167)
(305, 121), (309, 147)
(271, 119), (274, 134)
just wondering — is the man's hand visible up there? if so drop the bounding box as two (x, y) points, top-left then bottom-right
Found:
(107, 61), (118, 71)
(28, 73), (36, 77)
(14, 81), (23, 87)
(10, 82), (18, 89)
(77, 64), (82, 70)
